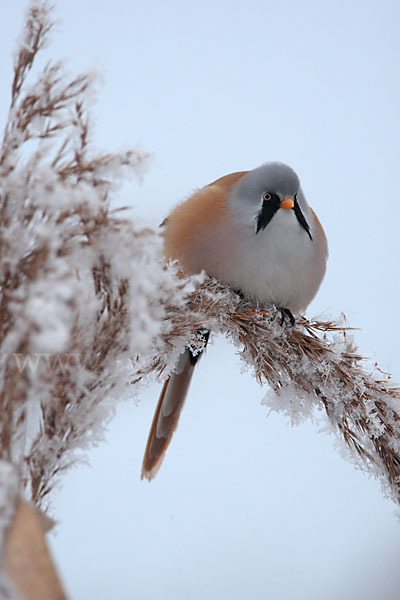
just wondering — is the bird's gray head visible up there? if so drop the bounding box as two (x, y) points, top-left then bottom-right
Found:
(229, 162), (313, 240)
(237, 162), (300, 199)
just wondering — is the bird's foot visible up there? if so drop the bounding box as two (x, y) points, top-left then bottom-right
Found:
(234, 288), (245, 300)
(278, 307), (296, 326)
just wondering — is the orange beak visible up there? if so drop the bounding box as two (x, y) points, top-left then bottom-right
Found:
(280, 197), (294, 210)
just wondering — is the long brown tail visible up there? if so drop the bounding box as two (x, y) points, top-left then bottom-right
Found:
(141, 349), (196, 480)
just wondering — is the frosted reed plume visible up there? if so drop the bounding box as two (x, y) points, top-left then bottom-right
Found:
(2, 1), (398, 597)
(0, 4), (399, 576)
(139, 277), (400, 505)
(0, 0), (194, 515)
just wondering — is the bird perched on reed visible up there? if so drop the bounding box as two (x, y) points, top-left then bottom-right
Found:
(142, 162), (328, 480)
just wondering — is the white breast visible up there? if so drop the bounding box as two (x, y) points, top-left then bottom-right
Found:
(181, 207), (327, 314)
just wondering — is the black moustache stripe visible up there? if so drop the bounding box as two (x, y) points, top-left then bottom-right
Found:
(256, 193), (280, 233)
(293, 194), (313, 241)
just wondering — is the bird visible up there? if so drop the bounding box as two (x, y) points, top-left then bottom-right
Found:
(141, 161), (328, 480)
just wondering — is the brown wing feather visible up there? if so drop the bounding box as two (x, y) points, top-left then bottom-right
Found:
(205, 170), (249, 189)
(310, 206), (328, 245)
(163, 170), (249, 264)
(141, 351), (195, 480)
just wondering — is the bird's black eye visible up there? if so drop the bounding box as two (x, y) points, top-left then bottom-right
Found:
(263, 192), (271, 202)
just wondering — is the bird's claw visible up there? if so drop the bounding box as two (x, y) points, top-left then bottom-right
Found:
(278, 307), (295, 326)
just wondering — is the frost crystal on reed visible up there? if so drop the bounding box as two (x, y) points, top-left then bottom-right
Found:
(0, 0), (195, 508)
(1, 0), (400, 547)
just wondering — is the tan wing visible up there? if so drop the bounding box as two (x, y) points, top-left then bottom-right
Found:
(205, 170), (249, 189)
(141, 350), (195, 481)
(163, 170), (249, 263)
(310, 206), (328, 247)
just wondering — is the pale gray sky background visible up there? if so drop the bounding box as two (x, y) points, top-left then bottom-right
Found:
(2, 1), (400, 599)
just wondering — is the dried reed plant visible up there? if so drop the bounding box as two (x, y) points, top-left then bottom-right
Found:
(1, 3), (400, 596)
(0, 1), (201, 594)
(138, 277), (400, 505)
(0, 0), (194, 524)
